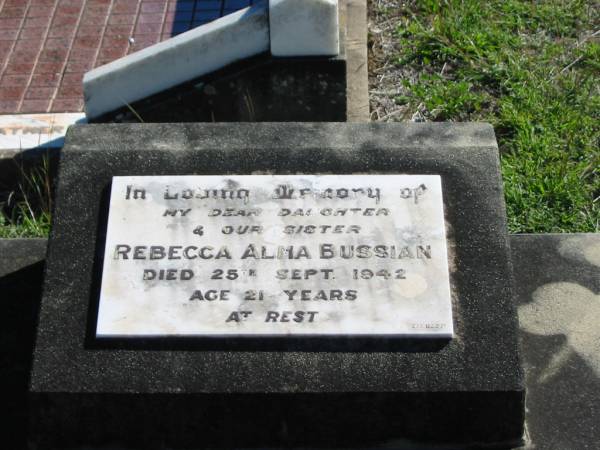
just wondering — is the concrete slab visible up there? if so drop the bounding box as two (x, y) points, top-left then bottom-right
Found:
(0, 113), (85, 156)
(510, 233), (600, 450)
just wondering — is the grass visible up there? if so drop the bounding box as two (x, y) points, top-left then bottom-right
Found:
(370, 0), (599, 232)
(1, 0), (598, 237)
(0, 154), (53, 238)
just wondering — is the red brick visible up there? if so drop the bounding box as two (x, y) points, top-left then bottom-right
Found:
(12, 47), (41, 59)
(51, 14), (79, 27)
(131, 34), (159, 47)
(44, 37), (71, 49)
(88, 0), (112, 5)
(80, 7), (111, 24)
(76, 25), (105, 37)
(48, 24), (77, 38)
(57, 82), (83, 99)
(72, 35), (100, 49)
(61, 72), (84, 84)
(1, 6), (28, 18)
(0, 17), (23, 29)
(58, 0), (86, 5)
(94, 58), (114, 67)
(24, 16), (53, 27)
(27, 5), (54, 18)
(141, 2), (167, 14)
(68, 47), (97, 60)
(81, 5), (111, 16)
(65, 59), (93, 72)
(34, 61), (64, 73)
(0, 100), (20, 113)
(5, 0), (28, 6)
(51, 97), (83, 111)
(0, 28), (19, 40)
(0, 48), (10, 60)
(138, 13), (164, 24)
(19, 27), (47, 40)
(20, 98), (51, 112)
(97, 45), (127, 60)
(105, 24), (134, 36)
(1, 74), (30, 86)
(4, 61), (36, 74)
(101, 34), (130, 46)
(39, 46), (69, 61)
(30, 72), (62, 87)
(25, 86), (56, 99)
(108, 14), (137, 25)
(55, 4), (83, 16)
(113, 0), (140, 14)
(13, 38), (44, 50)
(135, 22), (161, 34)
(0, 85), (25, 100)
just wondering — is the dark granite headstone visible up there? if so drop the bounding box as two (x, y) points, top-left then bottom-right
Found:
(29, 123), (524, 449)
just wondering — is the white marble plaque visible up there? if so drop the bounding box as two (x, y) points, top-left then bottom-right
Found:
(96, 175), (453, 338)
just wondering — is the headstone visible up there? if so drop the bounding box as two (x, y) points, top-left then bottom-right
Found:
(29, 123), (524, 449)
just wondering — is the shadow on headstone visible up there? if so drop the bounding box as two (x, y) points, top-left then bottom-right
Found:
(0, 260), (45, 450)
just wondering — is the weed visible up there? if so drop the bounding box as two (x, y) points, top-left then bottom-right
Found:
(370, 0), (599, 232)
(0, 153), (53, 238)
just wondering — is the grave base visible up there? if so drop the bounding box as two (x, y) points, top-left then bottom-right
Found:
(29, 123), (524, 449)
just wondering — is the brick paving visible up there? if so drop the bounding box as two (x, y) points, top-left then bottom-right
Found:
(0, 0), (254, 114)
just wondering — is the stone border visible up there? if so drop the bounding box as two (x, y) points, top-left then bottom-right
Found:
(84, 4), (270, 120)
(84, 1), (348, 120)
(344, 0), (369, 122)
(0, 113), (86, 158)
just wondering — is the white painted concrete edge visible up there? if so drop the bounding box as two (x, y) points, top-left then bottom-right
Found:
(83, 2), (270, 120)
(0, 113), (86, 155)
(83, 0), (343, 120)
(269, 0), (339, 57)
